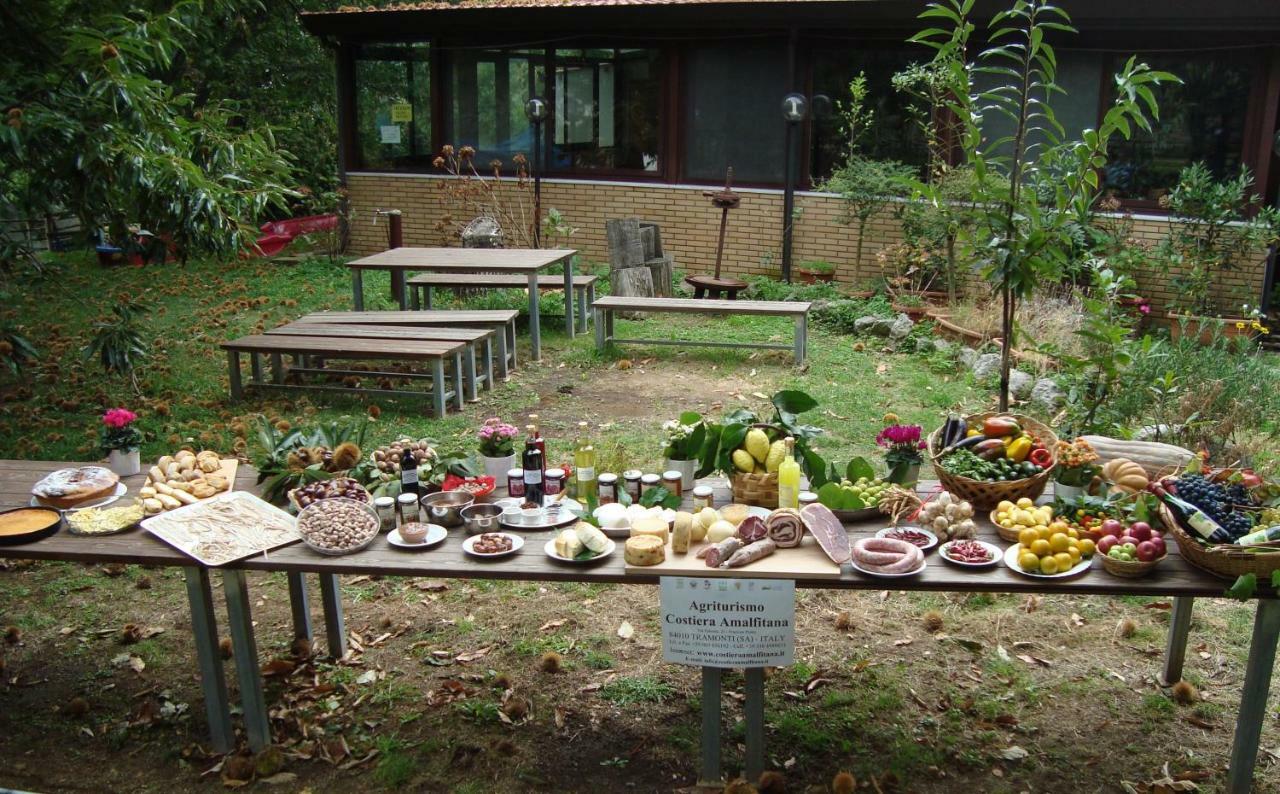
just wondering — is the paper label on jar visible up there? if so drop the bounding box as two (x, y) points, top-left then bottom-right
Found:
(577, 467), (596, 482)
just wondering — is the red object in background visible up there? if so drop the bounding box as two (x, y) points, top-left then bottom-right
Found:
(252, 213), (338, 257)
(442, 474), (497, 499)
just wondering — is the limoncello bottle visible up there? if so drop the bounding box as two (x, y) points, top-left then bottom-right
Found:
(778, 436), (800, 509)
(574, 421), (598, 510)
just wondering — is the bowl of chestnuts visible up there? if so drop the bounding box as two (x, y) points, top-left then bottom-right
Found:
(296, 497), (380, 556)
(288, 477), (370, 512)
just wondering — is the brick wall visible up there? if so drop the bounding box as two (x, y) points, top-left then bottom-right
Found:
(344, 173), (1269, 317)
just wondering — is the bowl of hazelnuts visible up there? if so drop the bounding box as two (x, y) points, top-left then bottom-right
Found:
(296, 497), (380, 556)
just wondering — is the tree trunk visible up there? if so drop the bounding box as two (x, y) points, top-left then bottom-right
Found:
(645, 254), (674, 297)
(610, 266), (655, 318)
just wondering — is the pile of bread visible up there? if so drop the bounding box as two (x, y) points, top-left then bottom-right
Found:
(140, 451), (231, 515)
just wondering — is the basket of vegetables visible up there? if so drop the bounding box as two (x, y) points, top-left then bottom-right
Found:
(929, 413), (1057, 511)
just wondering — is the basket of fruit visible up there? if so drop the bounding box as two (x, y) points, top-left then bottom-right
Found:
(990, 498), (1056, 544)
(1094, 519), (1167, 578)
(1153, 472), (1280, 581)
(728, 424), (785, 508)
(930, 413), (1057, 511)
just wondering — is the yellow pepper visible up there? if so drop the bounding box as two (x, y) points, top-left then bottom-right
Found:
(967, 428), (982, 437)
(1007, 436), (1032, 463)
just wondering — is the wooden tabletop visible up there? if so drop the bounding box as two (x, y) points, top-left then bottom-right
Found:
(592, 296), (812, 315)
(347, 247), (577, 272)
(0, 460), (1235, 597)
(221, 334), (468, 358)
(271, 324), (495, 343)
(297, 310), (518, 325)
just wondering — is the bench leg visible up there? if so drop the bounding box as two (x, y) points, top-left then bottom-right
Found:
(249, 352), (263, 384)
(577, 287), (588, 334)
(507, 320), (518, 370)
(587, 282), (596, 327)
(222, 569), (271, 752)
(1159, 596), (1194, 686)
(464, 346), (479, 402)
(410, 283), (420, 311)
(424, 286), (433, 310)
(495, 328), (510, 380)
(794, 314), (808, 365)
(183, 567), (234, 753)
(483, 336), (494, 392)
(351, 269), (364, 311)
(605, 309), (615, 341)
(594, 307), (605, 351)
(227, 351), (243, 401)
(318, 573), (347, 660)
(287, 571), (313, 643)
(270, 352), (285, 384)
(431, 359), (447, 417)
(393, 269), (408, 310)
(563, 259), (575, 338)
(453, 351), (466, 412)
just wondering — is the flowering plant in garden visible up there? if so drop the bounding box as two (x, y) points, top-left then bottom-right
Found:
(1055, 438), (1100, 486)
(477, 417), (518, 458)
(1236, 305), (1270, 335)
(876, 415), (926, 485)
(99, 408), (143, 454)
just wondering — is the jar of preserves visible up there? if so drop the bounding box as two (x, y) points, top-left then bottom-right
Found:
(691, 485), (714, 512)
(622, 470), (643, 502)
(544, 468), (565, 496)
(373, 496), (397, 532)
(597, 473), (619, 505)
(661, 470), (683, 498)
(799, 491), (819, 507)
(640, 473), (661, 497)
(396, 492), (420, 524)
(507, 468), (525, 498)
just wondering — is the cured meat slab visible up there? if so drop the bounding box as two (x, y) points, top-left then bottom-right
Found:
(624, 533), (844, 580)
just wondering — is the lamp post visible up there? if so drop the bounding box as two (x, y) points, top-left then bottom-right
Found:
(780, 93), (808, 283)
(524, 96), (549, 247)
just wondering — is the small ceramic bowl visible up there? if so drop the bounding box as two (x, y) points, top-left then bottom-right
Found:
(398, 521), (430, 544)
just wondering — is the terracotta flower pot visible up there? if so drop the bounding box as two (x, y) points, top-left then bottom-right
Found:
(797, 269), (836, 284)
(893, 304), (930, 322)
(1166, 312), (1258, 345)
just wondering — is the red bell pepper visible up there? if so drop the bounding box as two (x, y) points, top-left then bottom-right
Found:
(1029, 447), (1053, 468)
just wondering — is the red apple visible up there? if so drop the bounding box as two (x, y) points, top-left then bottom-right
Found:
(1097, 536), (1119, 555)
(1150, 535), (1166, 554)
(1119, 535), (1140, 547)
(1136, 540), (1161, 562)
(1100, 519), (1124, 537)
(1129, 522), (1152, 542)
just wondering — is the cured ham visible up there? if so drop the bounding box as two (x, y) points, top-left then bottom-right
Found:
(799, 503), (851, 564)
(719, 538), (778, 569)
(735, 515), (768, 543)
(700, 537), (744, 568)
(765, 508), (804, 548)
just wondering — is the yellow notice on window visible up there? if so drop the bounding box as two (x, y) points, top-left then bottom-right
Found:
(390, 103), (413, 123)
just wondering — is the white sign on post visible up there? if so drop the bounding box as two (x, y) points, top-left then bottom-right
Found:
(660, 577), (795, 668)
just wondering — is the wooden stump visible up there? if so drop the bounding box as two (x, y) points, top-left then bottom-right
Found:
(647, 254), (674, 297)
(610, 267), (655, 318)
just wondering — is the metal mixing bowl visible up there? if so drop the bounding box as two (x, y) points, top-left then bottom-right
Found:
(420, 490), (474, 528)
(460, 503), (504, 535)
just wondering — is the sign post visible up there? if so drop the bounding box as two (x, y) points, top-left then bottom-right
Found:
(660, 577), (796, 785)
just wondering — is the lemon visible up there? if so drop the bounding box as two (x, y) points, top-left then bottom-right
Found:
(998, 500), (1015, 513)
(1039, 555), (1060, 575)
(997, 511), (1010, 522)
(1067, 527), (1079, 539)
(1018, 528), (1038, 547)
(1016, 498), (1034, 509)
(1049, 534), (1070, 554)
(1030, 539), (1051, 558)
(1036, 526), (1052, 541)
(1049, 520), (1069, 533)
(1054, 552), (1074, 571)
(1067, 546), (1082, 561)
(1079, 539), (1096, 557)
(1018, 551), (1041, 572)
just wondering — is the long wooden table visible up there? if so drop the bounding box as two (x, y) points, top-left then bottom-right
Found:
(345, 247), (578, 361)
(1, 462), (1276, 792)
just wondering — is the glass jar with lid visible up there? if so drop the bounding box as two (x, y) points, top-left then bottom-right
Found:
(597, 473), (619, 505)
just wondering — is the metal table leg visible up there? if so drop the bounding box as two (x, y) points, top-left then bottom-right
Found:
(1226, 598), (1280, 794)
(287, 572), (312, 642)
(1159, 596), (1195, 686)
(563, 258), (575, 338)
(319, 573), (347, 660)
(453, 351), (466, 411)
(594, 306), (605, 351)
(351, 269), (364, 311)
(463, 347), (478, 402)
(744, 667), (765, 783)
(430, 359), (446, 417)
(227, 352), (243, 401)
(183, 568), (234, 753)
(393, 268), (408, 310)
(221, 570), (270, 751)
(699, 667), (722, 786)
(528, 272), (542, 361)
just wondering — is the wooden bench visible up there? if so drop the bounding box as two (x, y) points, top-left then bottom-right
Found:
(406, 273), (598, 333)
(271, 322), (504, 391)
(221, 334), (470, 416)
(592, 296), (811, 364)
(295, 310), (518, 374)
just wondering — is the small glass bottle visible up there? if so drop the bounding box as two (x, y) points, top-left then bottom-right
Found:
(507, 467), (525, 498)
(574, 422), (597, 509)
(640, 473), (661, 497)
(622, 470), (643, 502)
(544, 467), (565, 497)
(691, 485), (714, 511)
(597, 473), (619, 505)
(396, 492), (419, 524)
(661, 470), (683, 498)
(373, 496), (397, 533)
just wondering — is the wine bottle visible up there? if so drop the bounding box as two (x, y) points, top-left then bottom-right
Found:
(777, 436), (800, 510)
(1238, 525), (1280, 547)
(526, 420), (546, 469)
(574, 422), (597, 510)
(522, 437), (545, 507)
(399, 446), (419, 497)
(1153, 483), (1231, 543)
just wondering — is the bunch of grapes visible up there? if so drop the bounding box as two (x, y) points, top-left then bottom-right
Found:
(1174, 475), (1254, 538)
(1224, 482), (1251, 505)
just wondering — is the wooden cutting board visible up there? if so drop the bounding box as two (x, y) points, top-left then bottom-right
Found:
(624, 533), (845, 580)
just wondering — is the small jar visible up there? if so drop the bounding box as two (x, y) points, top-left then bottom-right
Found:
(622, 470), (643, 502)
(597, 473), (619, 505)
(373, 496), (397, 532)
(691, 485), (714, 512)
(640, 473), (661, 497)
(396, 492), (420, 524)
(661, 470), (684, 498)
(507, 467), (525, 498)
(799, 490), (819, 507)
(544, 467), (565, 497)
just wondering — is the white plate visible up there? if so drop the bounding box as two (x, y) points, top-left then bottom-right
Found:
(937, 539), (1002, 568)
(500, 497), (582, 530)
(1002, 543), (1093, 578)
(543, 536), (616, 563)
(388, 524), (448, 550)
(850, 557), (927, 579)
(462, 532), (524, 558)
(746, 506), (772, 521)
(875, 525), (939, 552)
(31, 482), (127, 512)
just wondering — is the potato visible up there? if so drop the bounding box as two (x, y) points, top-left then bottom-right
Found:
(143, 498), (164, 514)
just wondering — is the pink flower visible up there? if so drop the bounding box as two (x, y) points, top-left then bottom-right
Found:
(102, 408), (137, 429)
(1139, 304), (1151, 314)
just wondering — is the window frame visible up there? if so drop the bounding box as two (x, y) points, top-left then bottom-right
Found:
(350, 40), (436, 173)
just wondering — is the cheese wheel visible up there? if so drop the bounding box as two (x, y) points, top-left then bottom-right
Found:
(555, 528), (584, 559)
(631, 517), (669, 544)
(720, 504), (750, 527)
(672, 512), (692, 554)
(624, 535), (666, 566)
(706, 519), (737, 544)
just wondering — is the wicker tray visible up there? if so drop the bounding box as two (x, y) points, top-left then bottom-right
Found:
(988, 509), (1030, 543)
(1158, 503), (1280, 581)
(929, 412), (1058, 511)
(1100, 551), (1166, 579)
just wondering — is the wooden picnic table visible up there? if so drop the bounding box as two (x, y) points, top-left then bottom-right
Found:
(1, 460), (1276, 792)
(345, 248), (578, 362)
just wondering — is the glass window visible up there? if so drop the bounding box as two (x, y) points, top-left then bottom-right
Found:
(809, 48), (926, 183)
(445, 48), (546, 169)
(685, 45), (788, 184)
(354, 44), (431, 170)
(551, 48), (662, 172)
(1102, 50), (1255, 202)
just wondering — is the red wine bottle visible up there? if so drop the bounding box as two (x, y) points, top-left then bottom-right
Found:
(1152, 482), (1231, 543)
(399, 446), (419, 497)
(521, 437), (545, 507)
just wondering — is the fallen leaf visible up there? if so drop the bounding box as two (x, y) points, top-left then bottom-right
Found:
(261, 659), (296, 677)
(950, 637), (984, 652)
(804, 675), (831, 694)
(454, 647), (491, 664)
(617, 621), (634, 640)
(355, 669), (379, 685)
(751, 392), (769, 400)
(1071, 613), (1085, 627)
(876, 363), (888, 375)
(1144, 601), (1172, 610)
(539, 620), (566, 632)
(1023, 595), (1042, 613)
(554, 707), (566, 729)
(1017, 654), (1052, 668)
(112, 653), (145, 673)
(997, 746), (1029, 761)
(1184, 715), (1216, 730)
(893, 638), (912, 647)
(996, 644), (1011, 662)
(415, 581), (449, 592)
(259, 772), (298, 785)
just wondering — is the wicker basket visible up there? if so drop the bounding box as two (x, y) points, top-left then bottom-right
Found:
(988, 509), (1030, 543)
(731, 471), (779, 508)
(930, 413), (1058, 511)
(1158, 503), (1280, 581)
(1100, 551), (1166, 579)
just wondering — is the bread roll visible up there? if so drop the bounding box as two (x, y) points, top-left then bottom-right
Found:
(624, 535), (665, 566)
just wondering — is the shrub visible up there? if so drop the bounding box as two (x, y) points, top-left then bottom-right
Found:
(743, 276), (842, 303)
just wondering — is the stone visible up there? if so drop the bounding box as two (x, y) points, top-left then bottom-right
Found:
(1030, 378), (1065, 411)
(854, 315), (893, 336)
(972, 352), (1002, 381)
(888, 313), (914, 340)
(1009, 369), (1035, 401)
(1135, 424), (1180, 441)
(957, 347), (979, 369)
(932, 339), (952, 355)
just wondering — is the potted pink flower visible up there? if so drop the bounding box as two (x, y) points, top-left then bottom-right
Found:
(876, 418), (927, 487)
(477, 417), (519, 484)
(100, 408), (143, 476)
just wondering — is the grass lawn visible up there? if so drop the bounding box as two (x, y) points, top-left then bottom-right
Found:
(1, 253), (1276, 793)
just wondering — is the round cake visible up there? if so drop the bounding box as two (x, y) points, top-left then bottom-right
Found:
(31, 466), (120, 509)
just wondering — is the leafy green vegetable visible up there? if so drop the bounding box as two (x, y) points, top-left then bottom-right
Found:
(846, 457), (876, 483)
(817, 482), (866, 510)
(639, 485), (681, 510)
(1226, 573), (1258, 601)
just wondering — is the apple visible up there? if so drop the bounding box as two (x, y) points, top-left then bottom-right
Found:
(1136, 541), (1161, 562)
(1150, 535), (1167, 554)
(1119, 535), (1139, 548)
(1129, 522), (1152, 542)
(1097, 535), (1119, 555)
(1100, 519), (1124, 537)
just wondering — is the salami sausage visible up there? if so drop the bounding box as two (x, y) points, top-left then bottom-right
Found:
(852, 537), (923, 574)
(736, 515), (768, 543)
(719, 538), (778, 569)
(765, 509), (804, 548)
(799, 503), (852, 564)
(702, 537), (744, 568)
